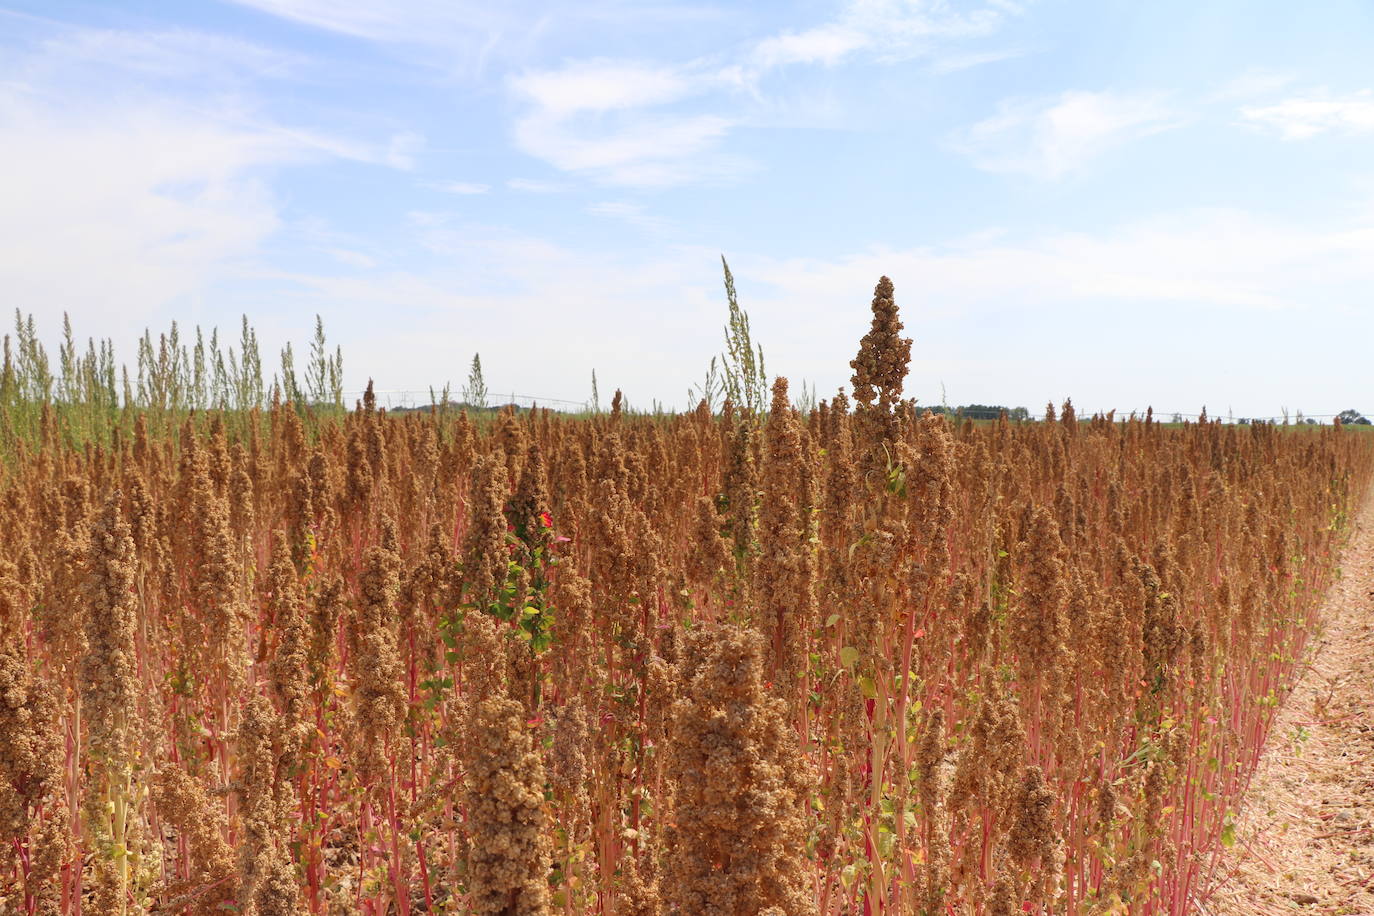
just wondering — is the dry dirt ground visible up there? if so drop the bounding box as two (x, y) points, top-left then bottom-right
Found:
(1203, 489), (1374, 914)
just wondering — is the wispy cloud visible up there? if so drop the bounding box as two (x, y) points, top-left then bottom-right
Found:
(512, 108), (739, 187)
(507, 178), (568, 193)
(503, 3), (1027, 187)
(37, 26), (304, 83)
(319, 247), (378, 268)
(926, 47), (1025, 75)
(752, 24), (870, 69)
(0, 92), (290, 329)
(221, 0), (507, 45)
(587, 201), (672, 232)
(0, 26), (424, 336)
(509, 58), (698, 117)
(951, 90), (1182, 179)
(748, 208), (1374, 316)
(426, 180), (489, 194)
(1240, 89), (1374, 139)
(509, 59), (744, 187)
(749, 0), (1021, 74)
(1205, 69), (1295, 103)
(384, 131), (425, 169)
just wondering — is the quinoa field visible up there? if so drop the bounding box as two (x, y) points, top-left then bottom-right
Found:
(2, 281), (1372, 915)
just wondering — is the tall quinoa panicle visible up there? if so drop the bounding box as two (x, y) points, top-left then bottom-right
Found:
(462, 452), (512, 608)
(686, 495), (731, 598)
(822, 390), (857, 549)
(345, 424), (373, 511)
(665, 624), (817, 916)
(353, 515), (406, 783)
(266, 537), (310, 768)
(464, 695), (552, 915)
(235, 693), (300, 916)
(721, 418), (760, 584)
(915, 708), (951, 915)
(1013, 506), (1068, 716)
(1008, 764), (1061, 904)
(0, 644), (72, 915)
(0, 557), (30, 643)
(81, 492), (143, 914)
(187, 447), (249, 695)
(152, 767), (237, 914)
(513, 441), (553, 558)
(849, 276), (912, 467)
(496, 408), (528, 484)
(757, 377), (819, 692)
(308, 574), (345, 694)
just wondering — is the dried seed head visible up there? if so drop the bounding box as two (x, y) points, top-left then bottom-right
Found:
(463, 695), (552, 915)
(462, 452), (511, 607)
(152, 767), (237, 914)
(850, 276), (911, 413)
(81, 493), (141, 761)
(665, 623), (817, 916)
(1008, 764), (1056, 870)
(353, 515), (406, 781)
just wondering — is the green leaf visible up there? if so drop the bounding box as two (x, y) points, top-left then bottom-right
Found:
(859, 676), (877, 699)
(839, 646), (859, 668)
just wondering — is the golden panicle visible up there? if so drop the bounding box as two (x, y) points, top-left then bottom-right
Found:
(756, 377), (818, 684)
(463, 695), (553, 915)
(461, 452), (511, 608)
(265, 537), (310, 767)
(151, 767), (237, 914)
(352, 515), (406, 782)
(664, 623), (817, 916)
(0, 644), (72, 913)
(81, 493), (141, 760)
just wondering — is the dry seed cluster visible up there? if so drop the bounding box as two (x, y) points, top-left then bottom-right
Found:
(1, 279), (1371, 915)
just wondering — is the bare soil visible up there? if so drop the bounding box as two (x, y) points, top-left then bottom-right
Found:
(1204, 489), (1374, 914)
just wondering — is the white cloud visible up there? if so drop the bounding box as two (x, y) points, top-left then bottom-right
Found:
(509, 59), (743, 187)
(749, 0), (1020, 74)
(926, 47), (1025, 74)
(427, 180), (489, 194)
(587, 201), (672, 232)
(507, 178), (569, 193)
(222, 0), (505, 44)
(747, 208), (1374, 316)
(503, 3), (1027, 187)
(509, 59), (696, 117)
(952, 90), (1182, 179)
(0, 93), (297, 330)
(1240, 89), (1374, 140)
(0, 29), (416, 337)
(246, 225), (726, 401)
(320, 247), (377, 268)
(753, 24), (870, 69)
(514, 109), (737, 185)
(384, 131), (425, 169)
(37, 27), (304, 83)
(1206, 69), (1295, 103)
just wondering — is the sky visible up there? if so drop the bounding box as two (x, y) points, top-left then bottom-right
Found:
(2, 0), (1372, 417)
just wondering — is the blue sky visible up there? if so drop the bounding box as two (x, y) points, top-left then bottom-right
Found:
(2, 0), (1372, 416)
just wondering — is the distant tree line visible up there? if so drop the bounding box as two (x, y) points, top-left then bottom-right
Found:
(924, 403), (1031, 421)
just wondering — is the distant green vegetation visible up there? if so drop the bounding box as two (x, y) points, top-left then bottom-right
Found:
(1, 311), (344, 456)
